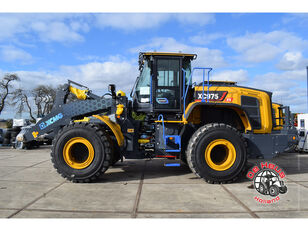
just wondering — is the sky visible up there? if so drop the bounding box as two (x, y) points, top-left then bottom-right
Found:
(0, 13), (308, 119)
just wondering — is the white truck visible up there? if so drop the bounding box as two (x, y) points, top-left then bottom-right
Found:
(12, 119), (30, 127)
(13, 118), (52, 149)
(297, 113), (308, 152)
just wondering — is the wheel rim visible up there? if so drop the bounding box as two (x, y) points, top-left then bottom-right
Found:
(205, 139), (236, 171)
(270, 187), (277, 196)
(63, 137), (94, 169)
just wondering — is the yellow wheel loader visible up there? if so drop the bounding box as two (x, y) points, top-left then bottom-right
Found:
(21, 52), (298, 183)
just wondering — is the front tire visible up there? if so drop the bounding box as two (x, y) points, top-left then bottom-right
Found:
(51, 123), (111, 183)
(108, 136), (121, 166)
(186, 123), (247, 184)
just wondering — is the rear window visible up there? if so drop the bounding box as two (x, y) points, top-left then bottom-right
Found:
(300, 119), (305, 128)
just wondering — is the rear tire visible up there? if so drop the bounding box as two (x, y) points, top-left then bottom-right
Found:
(186, 123), (247, 184)
(51, 123), (111, 183)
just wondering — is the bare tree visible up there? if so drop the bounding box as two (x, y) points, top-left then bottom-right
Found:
(11, 89), (36, 121)
(32, 85), (56, 118)
(0, 73), (19, 114)
(11, 83), (78, 120)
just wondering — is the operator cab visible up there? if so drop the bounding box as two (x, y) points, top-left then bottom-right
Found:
(132, 52), (196, 114)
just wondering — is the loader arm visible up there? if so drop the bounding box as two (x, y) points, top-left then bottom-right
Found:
(23, 97), (113, 142)
(23, 82), (114, 142)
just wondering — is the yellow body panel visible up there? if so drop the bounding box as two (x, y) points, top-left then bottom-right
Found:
(116, 90), (126, 97)
(93, 115), (124, 147)
(187, 85), (273, 133)
(116, 104), (124, 118)
(69, 86), (88, 100)
(184, 103), (201, 124)
(138, 139), (150, 144)
(74, 117), (90, 123)
(230, 106), (252, 131)
(272, 103), (283, 130)
(184, 104), (201, 124)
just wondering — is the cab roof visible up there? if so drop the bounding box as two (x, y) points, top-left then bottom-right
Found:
(140, 52), (197, 59)
(138, 52), (197, 70)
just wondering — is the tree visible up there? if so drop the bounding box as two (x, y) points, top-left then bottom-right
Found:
(0, 73), (19, 114)
(32, 85), (56, 118)
(11, 89), (36, 121)
(12, 83), (77, 120)
(11, 85), (56, 120)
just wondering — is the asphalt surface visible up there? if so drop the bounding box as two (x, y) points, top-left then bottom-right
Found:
(0, 146), (308, 218)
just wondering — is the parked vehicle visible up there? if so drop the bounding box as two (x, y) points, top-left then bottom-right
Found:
(20, 52), (298, 183)
(296, 113), (308, 152)
(15, 124), (52, 149)
(0, 129), (3, 144)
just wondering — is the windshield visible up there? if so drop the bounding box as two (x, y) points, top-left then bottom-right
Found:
(135, 60), (151, 103)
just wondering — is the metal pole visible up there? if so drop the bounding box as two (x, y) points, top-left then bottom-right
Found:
(202, 69), (205, 102)
(307, 66), (308, 113)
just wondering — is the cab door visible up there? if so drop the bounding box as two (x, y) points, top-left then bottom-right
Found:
(153, 57), (182, 111)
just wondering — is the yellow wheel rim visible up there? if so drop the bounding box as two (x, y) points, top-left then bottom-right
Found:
(205, 139), (236, 171)
(63, 137), (94, 169)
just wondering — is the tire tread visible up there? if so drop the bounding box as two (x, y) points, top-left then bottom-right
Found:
(186, 123), (247, 184)
(50, 122), (111, 183)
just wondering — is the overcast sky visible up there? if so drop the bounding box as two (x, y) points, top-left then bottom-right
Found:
(0, 13), (307, 119)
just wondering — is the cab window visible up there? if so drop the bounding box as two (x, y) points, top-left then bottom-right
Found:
(155, 58), (181, 110)
(135, 60), (151, 103)
(157, 59), (180, 87)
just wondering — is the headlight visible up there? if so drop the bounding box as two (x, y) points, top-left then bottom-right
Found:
(16, 134), (24, 142)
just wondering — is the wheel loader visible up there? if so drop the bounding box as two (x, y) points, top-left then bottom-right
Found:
(20, 52), (298, 183)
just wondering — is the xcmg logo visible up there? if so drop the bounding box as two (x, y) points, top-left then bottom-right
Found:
(39, 113), (63, 130)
